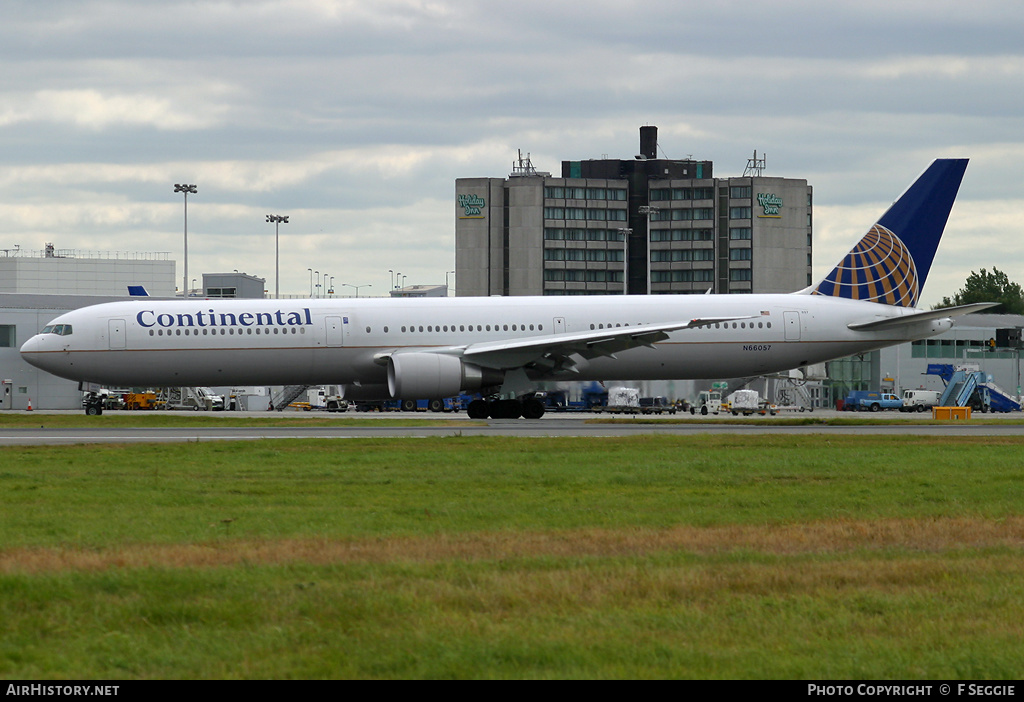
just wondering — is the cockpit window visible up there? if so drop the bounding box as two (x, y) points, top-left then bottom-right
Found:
(41, 324), (73, 336)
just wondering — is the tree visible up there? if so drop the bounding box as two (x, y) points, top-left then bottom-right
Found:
(933, 267), (1024, 315)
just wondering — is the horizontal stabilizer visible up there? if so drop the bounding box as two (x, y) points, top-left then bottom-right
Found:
(847, 302), (998, 331)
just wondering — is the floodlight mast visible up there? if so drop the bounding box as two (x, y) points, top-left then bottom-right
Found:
(174, 184), (197, 296)
(266, 214), (289, 299)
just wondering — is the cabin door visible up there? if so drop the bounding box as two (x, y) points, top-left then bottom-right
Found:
(325, 315), (345, 347)
(783, 311), (801, 341)
(553, 317), (566, 334)
(108, 319), (126, 349)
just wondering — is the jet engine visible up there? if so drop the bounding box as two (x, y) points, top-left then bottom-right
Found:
(387, 353), (502, 399)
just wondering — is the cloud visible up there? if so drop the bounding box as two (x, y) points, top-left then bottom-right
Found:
(0, 0), (1022, 299)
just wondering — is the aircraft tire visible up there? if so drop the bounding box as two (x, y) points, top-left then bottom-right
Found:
(521, 398), (545, 419)
(466, 399), (489, 419)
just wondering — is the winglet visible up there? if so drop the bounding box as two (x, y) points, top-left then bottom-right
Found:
(810, 159), (968, 308)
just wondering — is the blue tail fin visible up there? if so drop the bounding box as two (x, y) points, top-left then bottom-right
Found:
(810, 159), (968, 307)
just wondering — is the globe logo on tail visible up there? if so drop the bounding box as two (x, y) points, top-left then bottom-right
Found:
(812, 225), (919, 307)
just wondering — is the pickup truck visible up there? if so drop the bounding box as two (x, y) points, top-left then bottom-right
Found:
(843, 391), (903, 412)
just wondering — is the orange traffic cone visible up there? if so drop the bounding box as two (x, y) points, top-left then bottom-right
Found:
(27, 398), (33, 411)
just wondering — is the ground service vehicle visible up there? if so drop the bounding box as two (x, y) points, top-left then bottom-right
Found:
(593, 387), (641, 414)
(844, 391), (903, 412)
(639, 396), (676, 414)
(692, 390), (722, 415)
(901, 389), (941, 412)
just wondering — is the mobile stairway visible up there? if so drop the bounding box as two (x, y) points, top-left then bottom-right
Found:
(272, 385), (312, 411)
(926, 364), (1021, 413)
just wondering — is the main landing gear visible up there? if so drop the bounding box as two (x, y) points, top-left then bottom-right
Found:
(466, 396), (546, 419)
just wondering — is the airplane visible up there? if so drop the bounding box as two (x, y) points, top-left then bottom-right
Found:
(21, 158), (993, 419)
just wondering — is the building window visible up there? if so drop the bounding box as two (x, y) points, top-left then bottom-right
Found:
(730, 207), (752, 219)
(730, 248), (752, 261)
(206, 287), (237, 298)
(730, 269), (752, 281)
(730, 227), (752, 240)
(654, 249), (714, 262)
(651, 270), (715, 283)
(730, 186), (752, 199)
(0, 325), (14, 348)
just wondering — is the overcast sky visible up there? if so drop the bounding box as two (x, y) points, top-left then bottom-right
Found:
(1, 0), (1022, 305)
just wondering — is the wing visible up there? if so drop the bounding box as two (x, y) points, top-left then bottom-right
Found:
(456, 315), (758, 375)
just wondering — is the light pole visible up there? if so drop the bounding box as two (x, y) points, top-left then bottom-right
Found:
(266, 214), (288, 299)
(174, 184), (197, 296)
(314, 270), (320, 298)
(638, 206), (659, 295)
(307, 268), (313, 297)
(328, 276), (335, 296)
(389, 269), (395, 291)
(445, 270), (455, 295)
(343, 283), (371, 298)
(617, 228), (632, 295)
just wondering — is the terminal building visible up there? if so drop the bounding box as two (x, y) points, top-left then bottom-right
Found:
(0, 244), (175, 297)
(455, 126), (812, 297)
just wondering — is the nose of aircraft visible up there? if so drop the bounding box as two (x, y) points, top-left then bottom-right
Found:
(20, 333), (59, 373)
(20, 333), (42, 356)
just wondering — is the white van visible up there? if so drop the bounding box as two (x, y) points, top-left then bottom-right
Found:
(901, 389), (941, 412)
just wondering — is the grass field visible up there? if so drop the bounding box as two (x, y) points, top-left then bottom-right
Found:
(2, 434), (1023, 679)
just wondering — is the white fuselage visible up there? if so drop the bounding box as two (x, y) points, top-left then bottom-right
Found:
(20, 293), (952, 390)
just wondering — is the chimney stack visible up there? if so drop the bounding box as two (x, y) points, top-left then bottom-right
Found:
(639, 126), (658, 160)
